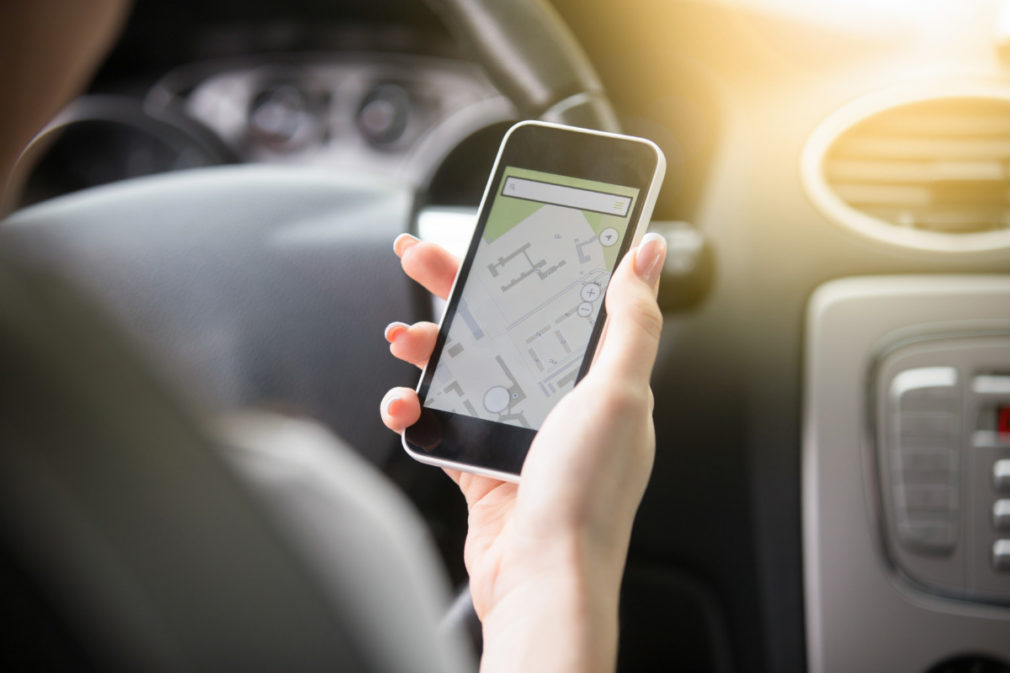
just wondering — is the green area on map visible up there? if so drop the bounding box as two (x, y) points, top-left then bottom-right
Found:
(481, 166), (638, 269)
(482, 195), (545, 245)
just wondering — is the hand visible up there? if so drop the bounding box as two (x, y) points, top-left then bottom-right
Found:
(380, 232), (667, 673)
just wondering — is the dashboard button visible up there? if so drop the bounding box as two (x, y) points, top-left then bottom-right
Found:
(972, 374), (1010, 395)
(993, 539), (1010, 571)
(892, 447), (956, 477)
(995, 500), (1010, 531)
(896, 411), (958, 440)
(899, 484), (957, 512)
(898, 520), (956, 552)
(997, 459), (1010, 491)
(890, 366), (958, 407)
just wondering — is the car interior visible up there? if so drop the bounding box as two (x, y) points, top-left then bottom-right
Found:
(2, 0), (1010, 671)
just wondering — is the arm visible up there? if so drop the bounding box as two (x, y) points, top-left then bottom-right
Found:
(381, 232), (668, 673)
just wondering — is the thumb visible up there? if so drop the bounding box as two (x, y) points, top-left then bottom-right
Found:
(593, 232), (667, 387)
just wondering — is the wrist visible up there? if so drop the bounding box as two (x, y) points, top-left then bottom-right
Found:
(478, 533), (622, 673)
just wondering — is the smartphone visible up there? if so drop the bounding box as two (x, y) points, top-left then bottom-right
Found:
(403, 120), (666, 481)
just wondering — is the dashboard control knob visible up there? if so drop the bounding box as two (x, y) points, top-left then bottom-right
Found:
(357, 83), (410, 146)
(247, 83), (311, 149)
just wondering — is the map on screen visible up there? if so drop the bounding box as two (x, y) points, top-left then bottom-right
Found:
(423, 166), (640, 430)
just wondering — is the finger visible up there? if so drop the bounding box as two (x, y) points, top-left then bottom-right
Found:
(394, 234), (460, 300)
(379, 387), (421, 433)
(385, 321), (439, 368)
(593, 233), (666, 387)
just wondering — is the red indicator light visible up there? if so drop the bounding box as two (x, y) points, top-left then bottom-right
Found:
(999, 405), (1010, 435)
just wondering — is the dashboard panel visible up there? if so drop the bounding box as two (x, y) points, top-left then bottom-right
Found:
(153, 54), (512, 185)
(18, 53), (514, 207)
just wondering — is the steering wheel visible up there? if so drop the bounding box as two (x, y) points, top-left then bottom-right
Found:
(3, 0), (616, 468)
(1, 0), (616, 652)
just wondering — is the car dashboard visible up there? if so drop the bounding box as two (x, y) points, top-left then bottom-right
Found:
(12, 1), (1010, 672)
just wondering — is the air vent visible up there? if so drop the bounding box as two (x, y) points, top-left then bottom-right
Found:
(803, 85), (1010, 253)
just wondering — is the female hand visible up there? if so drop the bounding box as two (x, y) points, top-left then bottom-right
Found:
(380, 232), (667, 673)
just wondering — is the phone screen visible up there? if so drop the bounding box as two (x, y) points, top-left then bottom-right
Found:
(422, 166), (640, 430)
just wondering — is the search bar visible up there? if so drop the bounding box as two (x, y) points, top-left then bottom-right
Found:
(501, 176), (633, 217)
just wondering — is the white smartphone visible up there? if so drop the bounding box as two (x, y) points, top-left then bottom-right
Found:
(403, 120), (666, 481)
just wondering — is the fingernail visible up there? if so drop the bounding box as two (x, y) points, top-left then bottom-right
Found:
(384, 321), (409, 342)
(393, 233), (419, 258)
(382, 391), (403, 417)
(634, 232), (667, 286)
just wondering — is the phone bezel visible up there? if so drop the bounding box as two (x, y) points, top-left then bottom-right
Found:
(402, 120), (665, 481)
